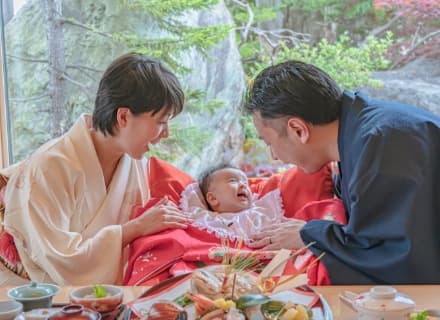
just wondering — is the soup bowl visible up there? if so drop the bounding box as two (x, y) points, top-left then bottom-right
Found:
(69, 285), (123, 313)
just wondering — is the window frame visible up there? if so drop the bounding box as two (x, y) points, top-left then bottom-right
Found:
(0, 23), (10, 169)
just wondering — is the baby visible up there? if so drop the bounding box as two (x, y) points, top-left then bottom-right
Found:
(124, 162), (346, 286)
(199, 164), (253, 213)
(180, 163), (284, 244)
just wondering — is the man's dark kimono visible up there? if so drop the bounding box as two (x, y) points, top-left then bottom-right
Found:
(301, 91), (440, 284)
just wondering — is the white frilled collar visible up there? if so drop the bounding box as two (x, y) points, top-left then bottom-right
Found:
(180, 182), (284, 243)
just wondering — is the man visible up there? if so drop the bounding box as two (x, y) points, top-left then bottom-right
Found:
(245, 60), (440, 284)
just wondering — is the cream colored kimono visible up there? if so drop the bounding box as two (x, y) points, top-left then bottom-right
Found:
(1, 114), (149, 285)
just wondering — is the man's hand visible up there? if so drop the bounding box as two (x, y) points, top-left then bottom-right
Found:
(248, 218), (306, 250)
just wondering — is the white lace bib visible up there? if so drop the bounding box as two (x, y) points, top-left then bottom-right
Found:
(180, 182), (284, 243)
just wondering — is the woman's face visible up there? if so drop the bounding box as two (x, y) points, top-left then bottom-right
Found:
(117, 107), (172, 159)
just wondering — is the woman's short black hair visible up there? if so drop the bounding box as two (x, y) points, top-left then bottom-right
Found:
(93, 53), (184, 135)
(244, 60), (342, 125)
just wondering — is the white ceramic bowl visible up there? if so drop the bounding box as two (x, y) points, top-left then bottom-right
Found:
(0, 300), (23, 320)
(69, 285), (123, 313)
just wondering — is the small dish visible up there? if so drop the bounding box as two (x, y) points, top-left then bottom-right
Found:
(7, 282), (60, 311)
(23, 307), (62, 320)
(339, 286), (415, 320)
(0, 300), (23, 320)
(48, 304), (101, 320)
(69, 285), (123, 313)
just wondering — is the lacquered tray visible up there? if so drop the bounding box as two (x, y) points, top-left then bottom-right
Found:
(127, 273), (333, 319)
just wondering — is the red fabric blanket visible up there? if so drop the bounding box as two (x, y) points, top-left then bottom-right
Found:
(124, 198), (346, 286)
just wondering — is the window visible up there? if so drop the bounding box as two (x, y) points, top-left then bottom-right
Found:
(0, 7), (10, 168)
(0, 0), (243, 174)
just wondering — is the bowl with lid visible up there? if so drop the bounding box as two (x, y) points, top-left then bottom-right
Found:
(339, 286), (415, 320)
(8, 281), (60, 311)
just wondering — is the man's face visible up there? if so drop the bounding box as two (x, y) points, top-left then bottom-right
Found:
(252, 112), (325, 174)
(206, 168), (252, 213)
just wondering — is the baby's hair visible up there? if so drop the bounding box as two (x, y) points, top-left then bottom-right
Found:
(198, 163), (240, 209)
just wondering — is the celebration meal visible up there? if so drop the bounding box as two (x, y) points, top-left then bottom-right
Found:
(146, 265), (313, 320)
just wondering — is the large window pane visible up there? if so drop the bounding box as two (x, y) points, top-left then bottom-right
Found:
(0, 0), (252, 176)
(3, 0), (116, 163)
(5, 0), (272, 174)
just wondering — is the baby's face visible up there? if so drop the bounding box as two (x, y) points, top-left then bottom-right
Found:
(206, 168), (252, 213)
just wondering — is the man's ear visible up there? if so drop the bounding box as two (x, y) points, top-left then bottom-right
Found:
(206, 192), (219, 209)
(287, 117), (310, 144)
(116, 107), (130, 128)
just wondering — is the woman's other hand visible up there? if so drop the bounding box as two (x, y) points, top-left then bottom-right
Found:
(122, 197), (192, 247)
(247, 218), (306, 250)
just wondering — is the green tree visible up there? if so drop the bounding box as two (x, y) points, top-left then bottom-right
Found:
(251, 33), (393, 89)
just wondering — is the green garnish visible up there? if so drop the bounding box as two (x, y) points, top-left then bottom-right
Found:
(410, 311), (428, 320)
(93, 284), (107, 298)
(173, 294), (193, 307)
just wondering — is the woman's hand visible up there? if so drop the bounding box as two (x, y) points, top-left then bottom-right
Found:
(247, 218), (306, 250)
(122, 197), (192, 247)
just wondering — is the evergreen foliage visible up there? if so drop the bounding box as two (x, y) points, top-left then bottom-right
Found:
(250, 33), (393, 89)
(117, 0), (231, 162)
(226, 0), (394, 143)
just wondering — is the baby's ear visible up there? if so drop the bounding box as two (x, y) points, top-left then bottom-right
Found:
(206, 192), (218, 209)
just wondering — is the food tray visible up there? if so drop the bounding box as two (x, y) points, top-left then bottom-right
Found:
(128, 273), (333, 319)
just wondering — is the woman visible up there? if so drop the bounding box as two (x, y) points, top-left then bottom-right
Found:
(0, 53), (190, 285)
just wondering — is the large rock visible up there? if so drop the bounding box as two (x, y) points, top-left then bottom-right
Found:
(175, 1), (245, 176)
(361, 58), (440, 115)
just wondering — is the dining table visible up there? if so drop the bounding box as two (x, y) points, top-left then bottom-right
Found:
(1, 285), (439, 319)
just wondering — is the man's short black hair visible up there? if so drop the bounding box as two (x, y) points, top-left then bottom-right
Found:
(244, 60), (342, 125)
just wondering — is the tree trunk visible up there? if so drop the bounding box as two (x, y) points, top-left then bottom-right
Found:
(44, 0), (67, 138)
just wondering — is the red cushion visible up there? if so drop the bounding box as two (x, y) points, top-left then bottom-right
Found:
(0, 176), (21, 265)
(148, 156), (195, 204)
(250, 164), (334, 217)
(148, 157), (334, 214)
(139, 158), (341, 286)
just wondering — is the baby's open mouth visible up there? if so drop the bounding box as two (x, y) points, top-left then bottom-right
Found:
(237, 192), (249, 201)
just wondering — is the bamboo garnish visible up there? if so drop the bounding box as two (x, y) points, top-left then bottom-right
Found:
(272, 252), (326, 289)
(231, 272), (238, 300)
(258, 242), (317, 292)
(221, 235), (259, 294)
(267, 241), (316, 274)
